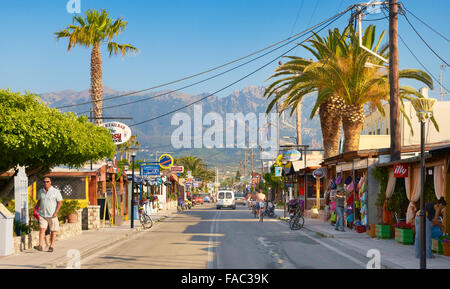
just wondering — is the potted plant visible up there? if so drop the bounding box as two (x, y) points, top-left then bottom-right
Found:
(440, 234), (450, 256)
(59, 200), (81, 223)
(394, 221), (414, 244)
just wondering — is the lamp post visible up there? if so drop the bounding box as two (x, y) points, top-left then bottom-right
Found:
(131, 152), (136, 229)
(411, 90), (435, 269)
(281, 159), (288, 218)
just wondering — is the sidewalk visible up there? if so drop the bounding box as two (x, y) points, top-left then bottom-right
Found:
(0, 208), (178, 269)
(275, 208), (450, 269)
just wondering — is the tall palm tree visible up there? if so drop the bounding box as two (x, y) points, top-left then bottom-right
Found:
(55, 9), (138, 125)
(265, 25), (435, 155)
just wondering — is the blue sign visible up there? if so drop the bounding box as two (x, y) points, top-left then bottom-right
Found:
(142, 165), (160, 176)
(275, 167), (282, 177)
(155, 177), (162, 186)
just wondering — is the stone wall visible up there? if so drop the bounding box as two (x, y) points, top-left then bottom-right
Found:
(82, 205), (100, 230)
(12, 209), (82, 254)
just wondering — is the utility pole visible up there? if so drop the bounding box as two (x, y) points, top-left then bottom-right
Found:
(276, 101), (280, 156)
(243, 149), (247, 177)
(440, 64), (450, 101)
(296, 101), (302, 146)
(251, 147), (255, 174)
(389, 0), (401, 161)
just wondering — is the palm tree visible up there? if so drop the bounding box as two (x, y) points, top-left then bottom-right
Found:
(55, 9), (138, 125)
(265, 25), (435, 155)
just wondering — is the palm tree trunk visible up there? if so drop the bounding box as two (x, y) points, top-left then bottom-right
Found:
(91, 43), (103, 125)
(319, 96), (344, 159)
(342, 104), (365, 152)
(296, 102), (302, 146)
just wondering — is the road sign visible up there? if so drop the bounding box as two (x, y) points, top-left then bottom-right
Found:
(155, 177), (162, 185)
(159, 154), (174, 170)
(142, 165), (160, 176)
(100, 122), (132, 145)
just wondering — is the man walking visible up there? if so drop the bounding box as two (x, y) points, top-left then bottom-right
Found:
(334, 188), (346, 232)
(34, 177), (63, 252)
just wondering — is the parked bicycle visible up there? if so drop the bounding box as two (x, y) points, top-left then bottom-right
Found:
(289, 202), (304, 230)
(138, 200), (153, 229)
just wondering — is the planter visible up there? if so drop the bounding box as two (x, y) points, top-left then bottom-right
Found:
(376, 224), (391, 239)
(67, 212), (78, 223)
(395, 228), (413, 245)
(432, 239), (444, 255)
(367, 224), (376, 238)
(443, 242), (450, 257)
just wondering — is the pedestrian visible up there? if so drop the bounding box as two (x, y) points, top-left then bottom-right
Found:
(33, 203), (50, 249)
(334, 187), (346, 232)
(33, 177), (63, 252)
(414, 197), (446, 259)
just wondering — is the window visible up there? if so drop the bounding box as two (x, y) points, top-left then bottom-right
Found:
(226, 192), (232, 199)
(218, 192), (224, 199)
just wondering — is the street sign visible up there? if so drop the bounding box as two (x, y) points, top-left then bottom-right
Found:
(170, 166), (184, 173)
(100, 122), (132, 145)
(274, 167), (282, 177)
(142, 165), (160, 176)
(159, 154), (174, 170)
(155, 177), (162, 186)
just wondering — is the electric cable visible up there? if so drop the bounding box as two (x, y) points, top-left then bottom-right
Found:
(128, 7), (352, 128)
(56, 6), (350, 110)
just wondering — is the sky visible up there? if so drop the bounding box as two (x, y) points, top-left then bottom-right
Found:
(1, 0), (449, 112)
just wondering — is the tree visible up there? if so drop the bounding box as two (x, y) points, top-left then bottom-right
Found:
(174, 155), (215, 183)
(265, 25), (436, 154)
(55, 9), (138, 125)
(0, 89), (115, 197)
(235, 170), (241, 182)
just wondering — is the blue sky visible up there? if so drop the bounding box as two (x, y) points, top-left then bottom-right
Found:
(0, 0), (449, 107)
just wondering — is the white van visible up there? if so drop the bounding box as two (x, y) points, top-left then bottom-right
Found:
(217, 190), (235, 210)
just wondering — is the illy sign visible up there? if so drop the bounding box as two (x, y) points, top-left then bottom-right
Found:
(393, 164), (408, 178)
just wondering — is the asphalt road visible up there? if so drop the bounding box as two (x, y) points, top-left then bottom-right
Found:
(79, 203), (371, 269)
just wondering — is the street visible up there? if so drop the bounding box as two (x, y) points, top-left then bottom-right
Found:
(79, 203), (370, 269)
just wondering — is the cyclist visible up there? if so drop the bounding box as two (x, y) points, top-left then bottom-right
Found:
(255, 189), (266, 219)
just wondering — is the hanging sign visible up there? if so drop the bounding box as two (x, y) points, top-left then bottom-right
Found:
(394, 164), (408, 178)
(100, 122), (132, 145)
(159, 154), (174, 170)
(170, 166), (184, 173)
(313, 168), (326, 179)
(274, 167), (282, 177)
(283, 149), (302, 162)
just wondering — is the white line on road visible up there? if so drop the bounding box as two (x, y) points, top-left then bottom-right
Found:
(207, 211), (220, 269)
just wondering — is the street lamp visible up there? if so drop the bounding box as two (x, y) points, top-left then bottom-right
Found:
(411, 89), (436, 269)
(281, 158), (288, 218)
(131, 152), (136, 229)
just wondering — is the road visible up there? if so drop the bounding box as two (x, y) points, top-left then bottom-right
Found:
(79, 203), (371, 269)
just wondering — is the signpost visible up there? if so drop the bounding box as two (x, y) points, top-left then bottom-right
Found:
(312, 168), (325, 216)
(159, 154), (174, 170)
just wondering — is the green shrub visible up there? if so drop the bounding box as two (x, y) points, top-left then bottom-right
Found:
(58, 200), (81, 223)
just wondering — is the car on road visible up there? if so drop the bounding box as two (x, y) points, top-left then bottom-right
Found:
(234, 192), (246, 206)
(217, 190), (235, 210)
(193, 194), (204, 205)
(204, 196), (210, 203)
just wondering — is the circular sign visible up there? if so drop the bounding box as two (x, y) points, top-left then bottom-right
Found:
(158, 154), (174, 170)
(283, 149), (302, 162)
(313, 168), (325, 179)
(100, 122), (132, 145)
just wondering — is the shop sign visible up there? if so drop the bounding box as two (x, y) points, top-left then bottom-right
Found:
(394, 164), (408, 178)
(142, 165), (160, 176)
(170, 166), (184, 173)
(274, 167), (282, 177)
(100, 122), (132, 145)
(313, 168), (326, 179)
(282, 150), (302, 162)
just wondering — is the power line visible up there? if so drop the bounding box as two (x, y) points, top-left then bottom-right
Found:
(400, 3), (450, 43)
(56, 7), (347, 110)
(398, 6), (449, 66)
(128, 7), (352, 128)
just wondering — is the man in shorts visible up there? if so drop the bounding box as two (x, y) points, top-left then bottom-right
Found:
(255, 189), (267, 217)
(34, 177), (63, 252)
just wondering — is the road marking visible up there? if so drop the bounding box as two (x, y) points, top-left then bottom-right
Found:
(207, 211), (220, 269)
(257, 237), (296, 269)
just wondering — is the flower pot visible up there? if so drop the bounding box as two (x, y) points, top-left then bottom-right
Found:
(443, 242), (450, 257)
(68, 212), (78, 223)
(395, 228), (413, 245)
(376, 224), (391, 239)
(432, 239), (443, 255)
(367, 224), (376, 238)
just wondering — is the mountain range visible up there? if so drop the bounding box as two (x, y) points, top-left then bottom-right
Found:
(40, 85), (323, 177)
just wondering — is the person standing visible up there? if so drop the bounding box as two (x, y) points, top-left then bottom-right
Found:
(334, 188), (346, 232)
(34, 177), (63, 252)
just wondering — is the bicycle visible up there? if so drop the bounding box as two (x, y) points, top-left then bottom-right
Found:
(138, 200), (153, 229)
(258, 202), (265, 223)
(289, 206), (305, 230)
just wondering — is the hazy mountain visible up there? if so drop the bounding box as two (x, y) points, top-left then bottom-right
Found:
(40, 85), (322, 176)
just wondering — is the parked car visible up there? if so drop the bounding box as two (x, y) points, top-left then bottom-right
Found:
(204, 196), (210, 203)
(193, 194), (204, 205)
